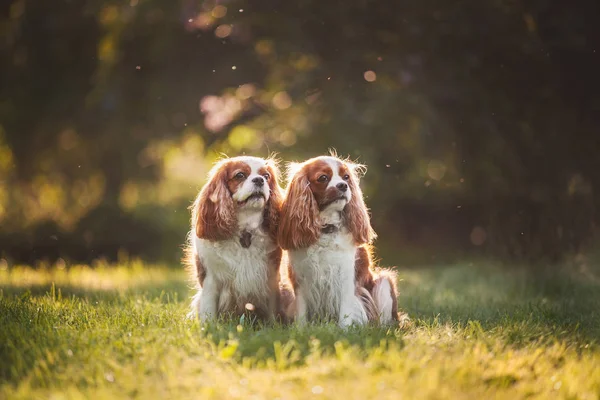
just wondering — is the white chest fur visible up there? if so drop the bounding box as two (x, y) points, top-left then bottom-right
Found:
(194, 229), (276, 303)
(289, 228), (365, 325)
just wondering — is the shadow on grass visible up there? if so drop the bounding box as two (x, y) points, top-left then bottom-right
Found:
(398, 264), (600, 343)
(196, 319), (403, 368)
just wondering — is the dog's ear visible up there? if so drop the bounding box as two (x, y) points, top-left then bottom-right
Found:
(263, 159), (283, 242)
(193, 165), (236, 241)
(344, 162), (376, 245)
(277, 168), (321, 250)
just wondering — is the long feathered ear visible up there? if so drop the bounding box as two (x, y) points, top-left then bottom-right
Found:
(277, 168), (320, 250)
(193, 165), (236, 241)
(263, 160), (283, 241)
(344, 162), (377, 245)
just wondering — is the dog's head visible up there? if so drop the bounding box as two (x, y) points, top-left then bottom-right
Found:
(277, 154), (376, 250)
(192, 156), (282, 241)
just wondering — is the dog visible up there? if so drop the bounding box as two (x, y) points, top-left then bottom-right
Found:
(185, 156), (286, 322)
(277, 154), (403, 327)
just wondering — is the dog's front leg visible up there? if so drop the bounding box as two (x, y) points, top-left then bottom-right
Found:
(198, 274), (219, 321)
(295, 289), (308, 325)
(338, 275), (368, 328)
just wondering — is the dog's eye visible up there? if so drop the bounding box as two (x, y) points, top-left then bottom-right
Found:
(342, 174), (350, 181)
(235, 172), (246, 180)
(317, 175), (329, 183)
(263, 173), (271, 181)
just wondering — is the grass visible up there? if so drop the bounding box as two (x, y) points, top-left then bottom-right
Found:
(1, 260), (599, 399)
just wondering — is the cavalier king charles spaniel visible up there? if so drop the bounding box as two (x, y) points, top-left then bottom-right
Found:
(185, 156), (288, 322)
(278, 155), (403, 327)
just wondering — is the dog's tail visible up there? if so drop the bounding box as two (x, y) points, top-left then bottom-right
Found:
(357, 286), (378, 322)
(371, 268), (410, 326)
(372, 270), (397, 324)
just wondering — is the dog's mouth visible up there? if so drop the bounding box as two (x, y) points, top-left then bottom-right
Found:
(319, 195), (348, 209)
(238, 192), (266, 205)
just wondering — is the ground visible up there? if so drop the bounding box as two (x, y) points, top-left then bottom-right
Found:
(1, 260), (599, 399)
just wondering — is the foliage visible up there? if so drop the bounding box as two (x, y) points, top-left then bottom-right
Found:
(1, 261), (600, 399)
(1, 0), (599, 263)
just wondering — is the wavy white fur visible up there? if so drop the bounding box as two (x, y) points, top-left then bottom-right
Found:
(291, 227), (368, 327)
(190, 219), (278, 319)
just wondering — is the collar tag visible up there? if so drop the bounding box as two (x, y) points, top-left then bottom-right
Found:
(240, 230), (252, 248)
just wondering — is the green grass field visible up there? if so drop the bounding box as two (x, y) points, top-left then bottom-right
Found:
(1, 260), (599, 399)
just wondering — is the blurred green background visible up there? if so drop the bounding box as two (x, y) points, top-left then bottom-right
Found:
(0, 0), (598, 266)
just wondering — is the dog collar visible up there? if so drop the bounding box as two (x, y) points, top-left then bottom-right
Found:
(321, 224), (339, 234)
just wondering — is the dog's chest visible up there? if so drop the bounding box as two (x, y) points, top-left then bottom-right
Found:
(291, 231), (355, 284)
(195, 231), (275, 294)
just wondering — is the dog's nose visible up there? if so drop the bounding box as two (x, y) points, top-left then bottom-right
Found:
(336, 182), (348, 192)
(252, 177), (265, 187)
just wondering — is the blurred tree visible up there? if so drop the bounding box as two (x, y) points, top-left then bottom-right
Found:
(0, 0), (598, 263)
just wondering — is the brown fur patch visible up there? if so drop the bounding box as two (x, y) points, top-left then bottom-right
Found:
(262, 162), (283, 242)
(225, 161), (252, 194)
(277, 166), (321, 250)
(355, 245), (375, 292)
(343, 164), (376, 245)
(193, 163), (236, 241)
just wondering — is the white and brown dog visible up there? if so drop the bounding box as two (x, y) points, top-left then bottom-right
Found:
(278, 155), (403, 328)
(185, 156), (287, 322)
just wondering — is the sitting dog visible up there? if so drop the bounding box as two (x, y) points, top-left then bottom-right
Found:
(278, 154), (403, 327)
(185, 156), (285, 322)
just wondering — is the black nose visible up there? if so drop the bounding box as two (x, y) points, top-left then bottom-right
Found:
(336, 182), (348, 192)
(252, 177), (265, 187)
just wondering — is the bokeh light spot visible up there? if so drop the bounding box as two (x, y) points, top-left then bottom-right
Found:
(279, 130), (297, 146)
(427, 160), (447, 181)
(364, 70), (377, 82)
(211, 5), (227, 18)
(189, 13), (213, 31)
(228, 126), (261, 150)
(215, 24), (232, 38)
(236, 84), (256, 100)
(470, 226), (487, 246)
(200, 95), (242, 132)
(305, 90), (321, 105)
(255, 40), (274, 56)
(272, 91), (292, 110)
(59, 129), (78, 151)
